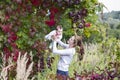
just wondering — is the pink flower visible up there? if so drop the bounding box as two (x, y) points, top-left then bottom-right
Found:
(45, 19), (56, 27)
(8, 32), (18, 43)
(16, 0), (22, 4)
(1, 24), (12, 33)
(81, 8), (88, 16)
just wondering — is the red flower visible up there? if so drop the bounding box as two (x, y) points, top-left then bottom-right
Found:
(10, 42), (17, 48)
(5, 14), (10, 21)
(31, 0), (41, 6)
(49, 13), (55, 20)
(12, 49), (19, 62)
(8, 32), (18, 43)
(3, 47), (11, 60)
(45, 19), (56, 27)
(13, 49), (19, 61)
(3, 47), (11, 54)
(45, 7), (58, 27)
(85, 22), (91, 27)
(50, 7), (59, 14)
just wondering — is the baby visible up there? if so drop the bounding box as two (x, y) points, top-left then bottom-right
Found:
(45, 25), (63, 49)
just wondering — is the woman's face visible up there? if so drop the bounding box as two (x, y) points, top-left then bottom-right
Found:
(67, 36), (75, 45)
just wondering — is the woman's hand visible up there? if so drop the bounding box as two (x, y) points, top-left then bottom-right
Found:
(51, 35), (57, 41)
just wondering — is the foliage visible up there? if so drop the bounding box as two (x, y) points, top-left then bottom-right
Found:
(0, 0), (101, 61)
(1, 0), (119, 80)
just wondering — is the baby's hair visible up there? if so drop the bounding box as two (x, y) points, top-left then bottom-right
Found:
(56, 25), (62, 30)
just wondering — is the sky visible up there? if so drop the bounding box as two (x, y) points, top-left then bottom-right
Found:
(98, 0), (120, 12)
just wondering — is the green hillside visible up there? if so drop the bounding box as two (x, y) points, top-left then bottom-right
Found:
(99, 11), (120, 39)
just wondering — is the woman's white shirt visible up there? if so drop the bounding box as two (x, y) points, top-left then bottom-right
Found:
(52, 41), (75, 71)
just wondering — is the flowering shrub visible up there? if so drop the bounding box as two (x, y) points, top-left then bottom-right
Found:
(0, 0), (100, 63)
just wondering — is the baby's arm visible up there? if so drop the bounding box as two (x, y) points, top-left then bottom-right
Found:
(52, 41), (75, 56)
(45, 30), (56, 40)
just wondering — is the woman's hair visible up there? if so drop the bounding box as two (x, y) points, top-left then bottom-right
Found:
(74, 35), (84, 60)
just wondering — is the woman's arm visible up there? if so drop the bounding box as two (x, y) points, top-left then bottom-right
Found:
(57, 40), (69, 48)
(52, 41), (75, 56)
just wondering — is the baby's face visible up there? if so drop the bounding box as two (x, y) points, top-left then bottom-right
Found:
(56, 29), (62, 35)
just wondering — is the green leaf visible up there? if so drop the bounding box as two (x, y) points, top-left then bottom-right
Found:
(84, 29), (91, 38)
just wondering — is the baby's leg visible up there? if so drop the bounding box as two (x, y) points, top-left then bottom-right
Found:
(49, 42), (52, 50)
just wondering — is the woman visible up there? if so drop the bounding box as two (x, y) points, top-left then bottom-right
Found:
(52, 35), (84, 79)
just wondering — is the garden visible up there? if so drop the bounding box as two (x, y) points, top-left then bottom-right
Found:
(0, 0), (120, 80)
